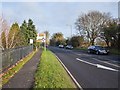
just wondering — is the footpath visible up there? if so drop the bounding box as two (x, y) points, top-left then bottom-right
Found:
(2, 49), (42, 89)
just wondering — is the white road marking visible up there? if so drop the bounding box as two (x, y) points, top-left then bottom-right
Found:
(76, 58), (96, 66)
(92, 58), (120, 68)
(96, 64), (118, 72)
(51, 52), (83, 89)
(76, 53), (91, 57)
(74, 52), (120, 68)
(76, 58), (118, 72)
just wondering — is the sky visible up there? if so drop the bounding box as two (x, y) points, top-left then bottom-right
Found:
(1, 1), (119, 38)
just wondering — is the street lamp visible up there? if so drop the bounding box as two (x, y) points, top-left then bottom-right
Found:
(66, 24), (72, 38)
(43, 33), (46, 51)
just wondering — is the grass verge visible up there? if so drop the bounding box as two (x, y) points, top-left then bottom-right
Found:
(34, 50), (76, 88)
(109, 48), (120, 55)
(1, 50), (37, 86)
(74, 47), (87, 51)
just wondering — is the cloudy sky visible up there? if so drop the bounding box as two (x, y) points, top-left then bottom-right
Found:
(1, 0), (119, 38)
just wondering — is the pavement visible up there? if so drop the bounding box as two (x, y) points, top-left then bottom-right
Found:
(2, 49), (42, 89)
(49, 46), (120, 89)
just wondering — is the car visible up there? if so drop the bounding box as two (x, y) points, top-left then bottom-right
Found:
(88, 45), (109, 55)
(66, 45), (73, 49)
(58, 44), (64, 48)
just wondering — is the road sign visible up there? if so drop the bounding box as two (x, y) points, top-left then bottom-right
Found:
(30, 39), (33, 44)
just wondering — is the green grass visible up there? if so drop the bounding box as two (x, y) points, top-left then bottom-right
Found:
(34, 50), (76, 88)
(1, 50), (37, 86)
(74, 47), (87, 51)
(109, 48), (120, 55)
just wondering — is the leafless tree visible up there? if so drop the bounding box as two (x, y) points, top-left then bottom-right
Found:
(0, 16), (10, 49)
(75, 11), (111, 45)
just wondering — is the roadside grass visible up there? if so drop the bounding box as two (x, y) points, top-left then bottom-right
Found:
(109, 48), (120, 55)
(74, 47), (87, 51)
(1, 50), (37, 86)
(34, 50), (77, 88)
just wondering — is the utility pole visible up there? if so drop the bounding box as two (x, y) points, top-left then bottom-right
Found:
(66, 24), (72, 38)
(44, 32), (46, 51)
(66, 24), (72, 45)
(70, 25), (72, 38)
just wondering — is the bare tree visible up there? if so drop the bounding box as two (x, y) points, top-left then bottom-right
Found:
(0, 16), (10, 49)
(75, 11), (111, 45)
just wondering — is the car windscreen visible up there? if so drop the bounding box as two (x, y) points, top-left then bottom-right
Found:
(95, 46), (104, 50)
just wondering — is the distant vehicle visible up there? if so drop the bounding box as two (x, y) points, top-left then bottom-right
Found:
(66, 45), (73, 49)
(88, 45), (109, 55)
(59, 45), (64, 48)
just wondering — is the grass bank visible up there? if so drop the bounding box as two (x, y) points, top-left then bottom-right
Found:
(109, 48), (120, 55)
(34, 50), (76, 88)
(1, 50), (37, 86)
(74, 47), (87, 51)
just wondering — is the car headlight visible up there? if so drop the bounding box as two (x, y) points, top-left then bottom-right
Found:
(99, 50), (106, 53)
(98, 50), (102, 52)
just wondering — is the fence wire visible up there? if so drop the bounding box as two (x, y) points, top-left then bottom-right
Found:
(0, 45), (33, 72)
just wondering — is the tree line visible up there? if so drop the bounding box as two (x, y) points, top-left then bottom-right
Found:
(0, 17), (37, 50)
(50, 32), (84, 48)
(50, 11), (120, 49)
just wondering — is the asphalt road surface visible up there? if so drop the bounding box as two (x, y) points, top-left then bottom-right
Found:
(48, 46), (120, 89)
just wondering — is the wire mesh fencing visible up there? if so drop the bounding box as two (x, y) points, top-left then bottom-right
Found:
(0, 45), (33, 72)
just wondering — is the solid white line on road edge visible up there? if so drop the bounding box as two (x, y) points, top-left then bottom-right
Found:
(51, 52), (83, 90)
(76, 58), (118, 72)
(92, 58), (120, 68)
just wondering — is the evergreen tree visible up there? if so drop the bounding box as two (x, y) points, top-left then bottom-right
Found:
(20, 20), (29, 45)
(20, 19), (37, 48)
(27, 19), (37, 48)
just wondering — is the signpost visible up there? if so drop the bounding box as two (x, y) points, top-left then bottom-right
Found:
(30, 39), (33, 44)
(44, 33), (46, 51)
(42, 33), (46, 51)
(30, 39), (34, 50)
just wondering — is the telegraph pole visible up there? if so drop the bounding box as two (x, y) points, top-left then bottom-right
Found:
(66, 24), (72, 38)
(44, 32), (46, 51)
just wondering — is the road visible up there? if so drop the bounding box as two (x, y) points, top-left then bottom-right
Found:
(48, 46), (120, 89)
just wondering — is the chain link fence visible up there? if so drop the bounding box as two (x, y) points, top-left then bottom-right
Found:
(0, 45), (33, 72)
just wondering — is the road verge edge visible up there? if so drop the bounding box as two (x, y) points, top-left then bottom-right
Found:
(51, 51), (83, 90)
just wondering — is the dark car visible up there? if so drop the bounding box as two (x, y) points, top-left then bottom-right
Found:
(88, 45), (109, 55)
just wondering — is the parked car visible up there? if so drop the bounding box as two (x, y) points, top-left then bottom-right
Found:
(88, 45), (109, 55)
(66, 45), (73, 49)
(58, 44), (64, 48)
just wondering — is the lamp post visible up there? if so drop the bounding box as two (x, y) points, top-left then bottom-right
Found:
(66, 24), (72, 38)
(44, 33), (46, 51)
